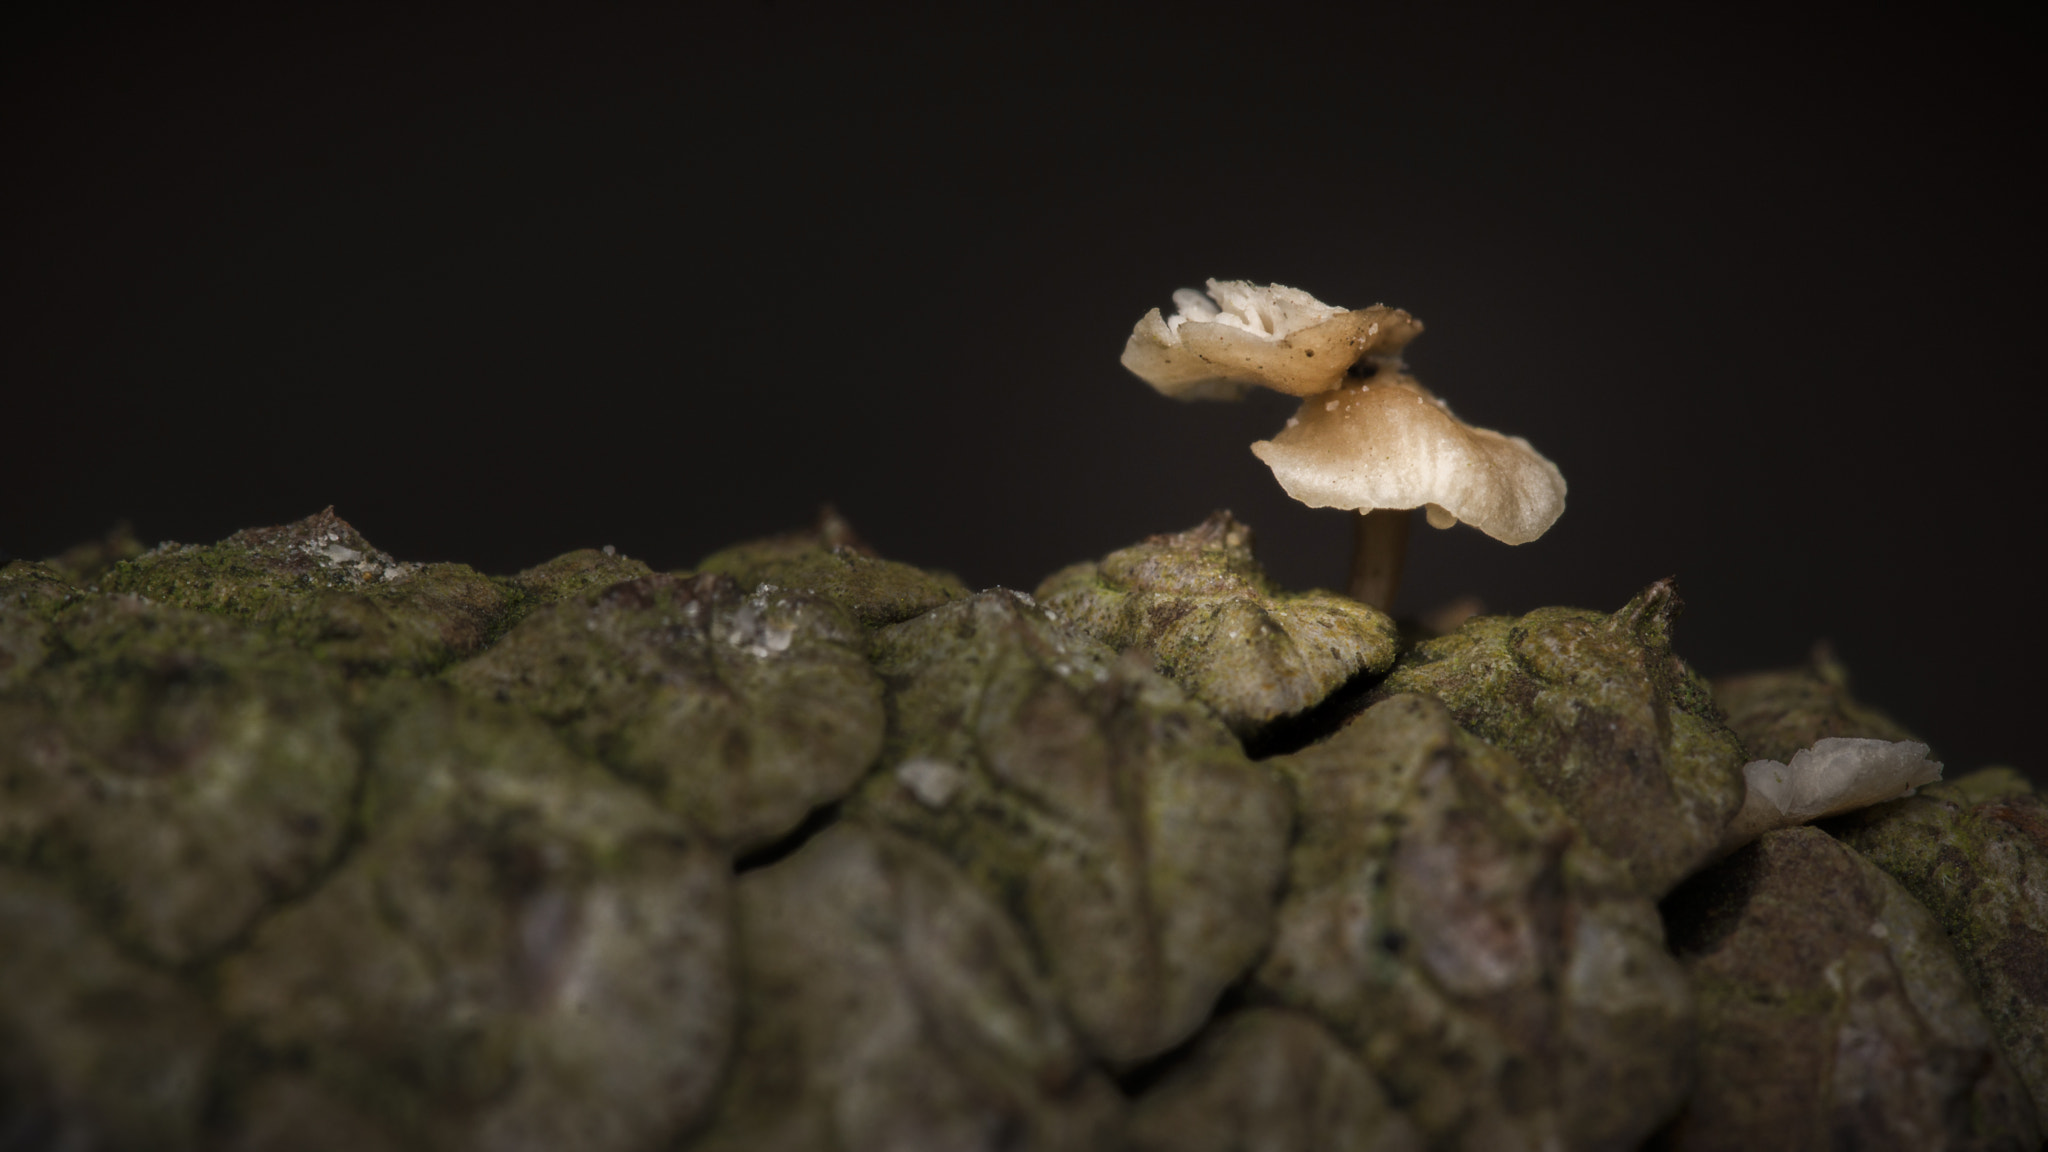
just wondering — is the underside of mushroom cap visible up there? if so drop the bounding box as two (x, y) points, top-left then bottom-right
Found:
(1122, 279), (1423, 400)
(1250, 376), (1567, 545)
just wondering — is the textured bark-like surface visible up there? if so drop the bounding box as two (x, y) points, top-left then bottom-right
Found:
(854, 590), (1292, 1066)
(448, 571), (884, 852)
(1714, 644), (1921, 763)
(695, 508), (969, 629)
(1659, 826), (2039, 1150)
(1828, 769), (2048, 1124)
(499, 546), (655, 628)
(3, 509), (2040, 1151)
(0, 594), (357, 965)
(215, 686), (734, 1152)
(0, 561), (75, 689)
(1370, 580), (1747, 896)
(0, 870), (220, 1152)
(1123, 1009), (1425, 1152)
(687, 823), (1123, 1152)
(94, 506), (512, 675)
(1255, 694), (1694, 1152)
(1035, 511), (1398, 734)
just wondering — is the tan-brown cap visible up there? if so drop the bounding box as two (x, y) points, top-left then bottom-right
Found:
(1249, 374), (1567, 545)
(1121, 279), (1423, 400)
(1124, 279), (1567, 547)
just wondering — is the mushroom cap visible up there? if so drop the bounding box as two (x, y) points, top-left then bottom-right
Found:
(1122, 279), (1423, 400)
(1250, 375), (1567, 545)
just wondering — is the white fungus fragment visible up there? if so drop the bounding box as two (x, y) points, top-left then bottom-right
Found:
(317, 541), (362, 564)
(1716, 737), (1944, 855)
(896, 758), (964, 809)
(602, 544), (616, 556)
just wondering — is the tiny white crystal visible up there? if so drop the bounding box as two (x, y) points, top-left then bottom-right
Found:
(723, 597), (795, 658)
(896, 758), (963, 809)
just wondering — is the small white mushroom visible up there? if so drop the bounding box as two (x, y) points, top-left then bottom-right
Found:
(1122, 279), (1566, 607)
(1715, 737), (1944, 855)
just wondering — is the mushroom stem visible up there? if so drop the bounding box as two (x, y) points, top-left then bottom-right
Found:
(1347, 509), (1411, 611)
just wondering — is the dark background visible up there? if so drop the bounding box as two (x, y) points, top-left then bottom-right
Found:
(3, 5), (2040, 778)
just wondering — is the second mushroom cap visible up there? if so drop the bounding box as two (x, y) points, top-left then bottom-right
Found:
(1252, 375), (1566, 545)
